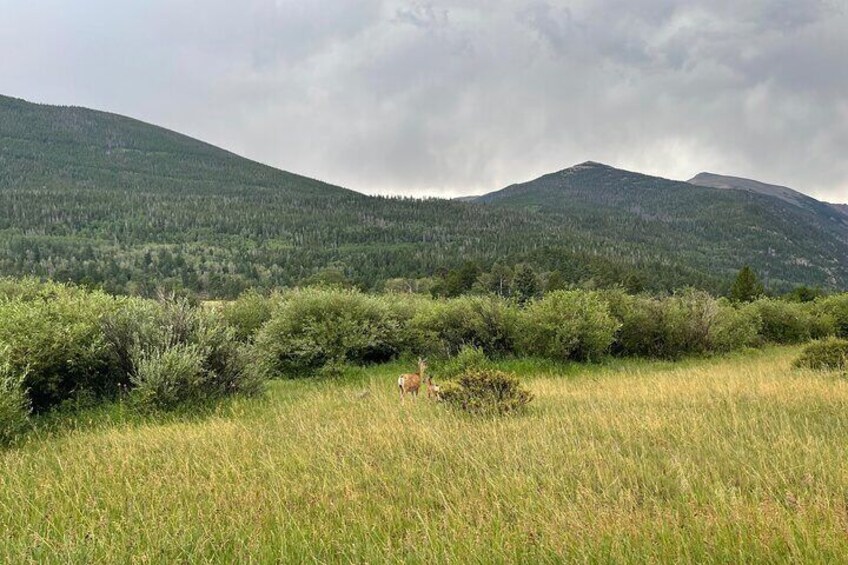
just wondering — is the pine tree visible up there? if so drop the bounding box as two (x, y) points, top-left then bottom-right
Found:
(513, 264), (540, 305)
(730, 266), (764, 302)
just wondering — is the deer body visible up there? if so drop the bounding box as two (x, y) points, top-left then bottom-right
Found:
(426, 376), (441, 400)
(399, 358), (426, 399)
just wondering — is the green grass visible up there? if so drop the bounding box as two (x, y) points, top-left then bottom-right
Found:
(3, 347), (848, 562)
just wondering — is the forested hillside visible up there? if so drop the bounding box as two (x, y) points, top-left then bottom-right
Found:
(475, 162), (848, 291)
(1, 94), (846, 297)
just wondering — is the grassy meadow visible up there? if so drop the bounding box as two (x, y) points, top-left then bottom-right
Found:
(2, 346), (848, 563)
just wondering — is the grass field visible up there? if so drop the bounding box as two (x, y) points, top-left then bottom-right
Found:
(2, 347), (848, 563)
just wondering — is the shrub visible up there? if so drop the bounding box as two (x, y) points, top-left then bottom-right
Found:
(793, 338), (848, 372)
(439, 345), (492, 379)
(254, 288), (405, 377)
(440, 369), (532, 415)
(518, 290), (618, 361)
(606, 290), (760, 358)
(220, 290), (274, 342)
(604, 292), (668, 358)
(409, 295), (519, 357)
(131, 344), (207, 410)
(0, 288), (116, 412)
(746, 299), (819, 344)
(0, 366), (30, 447)
(815, 295), (848, 338)
(707, 302), (761, 353)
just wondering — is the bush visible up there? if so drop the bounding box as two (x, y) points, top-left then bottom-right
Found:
(518, 290), (618, 361)
(254, 288), (405, 377)
(793, 338), (848, 372)
(131, 344), (207, 410)
(707, 301), (761, 353)
(409, 295), (519, 357)
(816, 295), (848, 338)
(0, 367), (30, 447)
(220, 290), (274, 342)
(746, 299), (820, 344)
(440, 369), (533, 415)
(606, 290), (760, 358)
(439, 345), (492, 379)
(0, 287), (116, 412)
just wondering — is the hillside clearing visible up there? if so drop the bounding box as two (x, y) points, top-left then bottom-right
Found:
(2, 347), (848, 562)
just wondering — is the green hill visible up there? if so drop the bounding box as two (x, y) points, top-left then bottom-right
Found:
(1, 94), (846, 296)
(475, 162), (848, 291)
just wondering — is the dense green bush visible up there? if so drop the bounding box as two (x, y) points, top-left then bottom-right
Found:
(518, 291), (618, 361)
(440, 370), (533, 415)
(606, 290), (759, 358)
(255, 288), (405, 377)
(0, 369), (30, 447)
(793, 338), (848, 372)
(131, 344), (207, 410)
(438, 345), (493, 379)
(409, 296), (519, 357)
(220, 290), (274, 342)
(745, 299), (823, 344)
(0, 287), (117, 412)
(816, 295), (848, 338)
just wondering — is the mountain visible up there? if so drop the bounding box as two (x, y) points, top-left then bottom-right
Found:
(473, 162), (848, 290)
(0, 94), (670, 296)
(688, 172), (848, 222)
(1, 93), (847, 296)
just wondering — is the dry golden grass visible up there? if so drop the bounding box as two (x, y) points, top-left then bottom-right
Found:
(2, 347), (848, 563)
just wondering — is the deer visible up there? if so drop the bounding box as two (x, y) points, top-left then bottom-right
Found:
(398, 358), (427, 400)
(426, 375), (441, 400)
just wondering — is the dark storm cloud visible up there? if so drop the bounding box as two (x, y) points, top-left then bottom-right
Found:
(1, 0), (846, 201)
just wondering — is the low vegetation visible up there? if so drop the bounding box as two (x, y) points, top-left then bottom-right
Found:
(3, 349), (848, 561)
(2, 277), (848, 445)
(439, 369), (533, 415)
(794, 338), (848, 372)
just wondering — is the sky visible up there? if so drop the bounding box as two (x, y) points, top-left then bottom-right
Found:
(1, 0), (847, 201)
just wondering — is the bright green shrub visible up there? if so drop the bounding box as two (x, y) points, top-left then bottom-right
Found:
(707, 302), (761, 353)
(604, 292), (668, 357)
(793, 338), (848, 371)
(439, 345), (493, 379)
(440, 370), (533, 415)
(255, 288), (405, 377)
(131, 344), (207, 410)
(518, 290), (619, 361)
(220, 290), (274, 342)
(746, 299), (819, 344)
(607, 290), (759, 358)
(815, 294), (848, 338)
(0, 288), (116, 412)
(409, 295), (519, 357)
(0, 368), (30, 447)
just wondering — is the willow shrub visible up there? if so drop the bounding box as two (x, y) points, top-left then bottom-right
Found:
(255, 288), (407, 377)
(745, 299), (828, 345)
(815, 295), (848, 338)
(793, 338), (848, 372)
(408, 295), (519, 358)
(605, 290), (760, 359)
(220, 290), (274, 342)
(0, 287), (117, 412)
(440, 369), (533, 416)
(518, 290), (619, 362)
(0, 370), (30, 447)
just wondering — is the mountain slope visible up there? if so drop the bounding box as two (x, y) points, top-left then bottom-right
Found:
(0, 95), (663, 296)
(474, 162), (848, 290)
(688, 172), (848, 222)
(2, 94), (847, 295)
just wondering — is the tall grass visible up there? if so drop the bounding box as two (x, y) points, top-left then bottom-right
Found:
(2, 347), (848, 562)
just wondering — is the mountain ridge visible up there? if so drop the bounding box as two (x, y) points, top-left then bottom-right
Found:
(2, 93), (847, 295)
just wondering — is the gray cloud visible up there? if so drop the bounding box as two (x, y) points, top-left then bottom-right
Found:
(1, 0), (846, 201)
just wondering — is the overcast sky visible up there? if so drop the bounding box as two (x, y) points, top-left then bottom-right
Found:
(2, 1), (847, 201)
